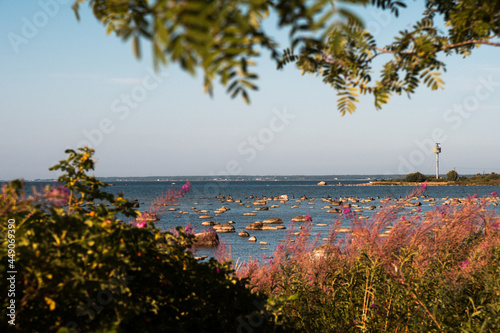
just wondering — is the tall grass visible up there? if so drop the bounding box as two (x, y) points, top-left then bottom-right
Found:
(236, 188), (500, 332)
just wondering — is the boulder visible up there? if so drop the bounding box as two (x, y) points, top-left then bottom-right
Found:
(243, 213), (256, 216)
(238, 230), (250, 237)
(262, 226), (278, 230)
(255, 206), (269, 211)
(317, 181), (327, 186)
(291, 215), (311, 222)
(313, 243), (340, 258)
(253, 200), (267, 205)
(201, 221), (217, 226)
(335, 227), (352, 233)
(213, 224), (235, 233)
(259, 241), (270, 245)
(136, 212), (159, 222)
(246, 222), (264, 230)
(263, 217), (284, 224)
(274, 194), (288, 201)
(327, 208), (342, 213)
(193, 232), (219, 247)
(248, 236), (257, 242)
(199, 215), (212, 219)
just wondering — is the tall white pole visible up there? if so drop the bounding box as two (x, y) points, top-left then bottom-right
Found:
(435, 143), (441, 179)
(436, 152), (439, 179)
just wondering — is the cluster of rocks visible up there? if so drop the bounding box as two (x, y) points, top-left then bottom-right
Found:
(136, 212), (159, 222)
(187, 191), (500, 251)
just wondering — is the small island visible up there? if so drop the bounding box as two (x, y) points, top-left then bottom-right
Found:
(369, 171), (500, 186)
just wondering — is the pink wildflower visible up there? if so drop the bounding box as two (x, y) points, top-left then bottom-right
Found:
(491, 191), (498, 197)
(184, 223), (195, 235)
(136, 221), (147, 228)
(46, 185), (70, 206)
(343, 207), (351, 214)
(305, 214), (312, 222)
(216, 268), (220, 274)
(181, 181), (192, 194)
(421, 183), (427, 189)
(461, 260), (470, 268)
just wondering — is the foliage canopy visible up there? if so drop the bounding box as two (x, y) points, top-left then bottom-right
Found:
(74, 0), (500, 114)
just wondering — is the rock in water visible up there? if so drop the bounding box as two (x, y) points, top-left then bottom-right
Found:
(291, 215), (311, 222)
(238, 230), (250, 237)
(193, 232), (219, 247)
(263, 218), (284, 224)
(246, 222), (264, 230)
(213, 224), (235, 233)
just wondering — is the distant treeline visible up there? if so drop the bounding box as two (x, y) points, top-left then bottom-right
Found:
(374, 171), (500, 184)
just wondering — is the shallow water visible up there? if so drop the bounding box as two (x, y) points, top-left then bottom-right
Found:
(102, 180), (500, 262)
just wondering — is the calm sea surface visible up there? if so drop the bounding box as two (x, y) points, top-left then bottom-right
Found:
(101, 180), (500, 262)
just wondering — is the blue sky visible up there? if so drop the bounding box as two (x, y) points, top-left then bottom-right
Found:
(1, 1), (499, 180)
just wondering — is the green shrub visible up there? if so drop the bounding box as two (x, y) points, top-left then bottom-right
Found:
(405, 172), (427, 182)
(486, 172), (500, 180)
(446, 170), (459, 181)
(0, 148), (272, 332)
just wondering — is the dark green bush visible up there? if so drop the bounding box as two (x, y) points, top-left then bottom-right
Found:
(446, 170), (459, 181)
(405, 172), (427, 182)
(0, 148), (272, 332)
(486, 172), (500, 180)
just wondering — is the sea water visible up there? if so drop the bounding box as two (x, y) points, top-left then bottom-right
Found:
(103, 180), (500, 262)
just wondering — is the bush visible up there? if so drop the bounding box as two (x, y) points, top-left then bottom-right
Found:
(446, 170), (459, 181)
(486, 172), (500, 180)
(0, 148), (273, 332)
(405, 172), (427, 182)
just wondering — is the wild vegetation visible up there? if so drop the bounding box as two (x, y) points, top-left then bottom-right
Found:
(236, 187), (500, 332)
(374, 171), (500, 185)
(0, 148), (273, 333)
(2, 148), (499, 332)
